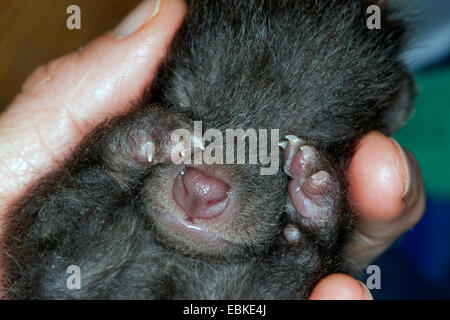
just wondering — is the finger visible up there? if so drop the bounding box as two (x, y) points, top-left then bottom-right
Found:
(346, 131), (426, 266)
(0, 0), (187, 208)
(309, 273), (373, 300)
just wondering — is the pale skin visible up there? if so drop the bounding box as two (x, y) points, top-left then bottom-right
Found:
(0, 0), (425, 300)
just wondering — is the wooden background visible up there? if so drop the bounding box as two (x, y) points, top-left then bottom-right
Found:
(0, 0), (141, 110)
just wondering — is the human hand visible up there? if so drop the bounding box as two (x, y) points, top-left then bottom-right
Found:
(309, 131), (425, 300)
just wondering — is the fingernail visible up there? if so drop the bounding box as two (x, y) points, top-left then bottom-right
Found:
(390, 138), (411, 199)
(358, 281), (374, 300)
(113, 0), (161, 38)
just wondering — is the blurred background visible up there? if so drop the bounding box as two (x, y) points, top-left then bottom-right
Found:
(0, 0), (449, 299)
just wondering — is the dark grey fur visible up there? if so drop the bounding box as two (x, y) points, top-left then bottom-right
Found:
(2, 0), (414, 299)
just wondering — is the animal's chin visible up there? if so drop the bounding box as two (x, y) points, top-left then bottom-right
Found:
(154, 211), (240, 257)
(161, 213), (227, 243)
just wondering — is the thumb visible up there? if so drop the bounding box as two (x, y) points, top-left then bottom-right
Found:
(0, 0), (187, 207)
(309, 274), (374, 300)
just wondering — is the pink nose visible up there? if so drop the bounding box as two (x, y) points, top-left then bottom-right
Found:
(173, 168), (230, 219)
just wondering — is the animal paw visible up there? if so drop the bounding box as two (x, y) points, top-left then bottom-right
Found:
(103, 105), (203, 169)
(280, 135), (341, 243)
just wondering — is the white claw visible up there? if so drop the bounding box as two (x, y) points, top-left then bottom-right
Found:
(143, 141), (154, 163)
(278, 141), (288, 149)
(285, 135), (301, 145)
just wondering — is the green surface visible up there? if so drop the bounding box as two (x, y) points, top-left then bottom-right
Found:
(395, 65), (450, 198)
